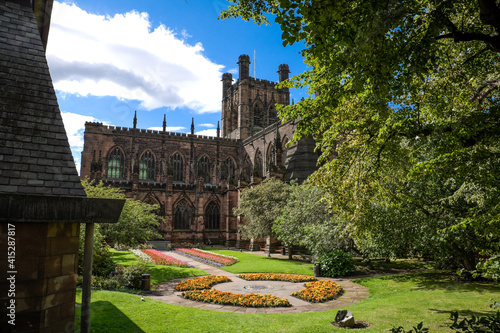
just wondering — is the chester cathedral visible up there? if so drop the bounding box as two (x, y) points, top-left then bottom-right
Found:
(80, 55), (318, 247)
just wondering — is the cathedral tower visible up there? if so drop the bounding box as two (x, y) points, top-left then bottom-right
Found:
(221, 55), (290, 140)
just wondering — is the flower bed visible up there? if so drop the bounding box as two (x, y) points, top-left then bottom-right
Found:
(130, 249), (154, 264)
(291, 280), (344, 303)
(238, 273), (317, 283)
(175, 275), (232, 291)
(139, 249), (192, 268)
(173, 248), (238, 267)
(182, 289), (291, 307)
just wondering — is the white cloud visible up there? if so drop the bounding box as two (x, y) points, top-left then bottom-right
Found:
(148, 126), (186, 132)
(199, 123), (216, 128)
(60, 111), (99, 174)
(195, 129), (217, 137)
(47, 1), (224, 113)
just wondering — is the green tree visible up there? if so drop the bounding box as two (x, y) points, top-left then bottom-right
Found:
(273, 183), (350, 259)
(82, 179), (162, 247)
(234, 178), (291, 241)
(221, 1), (500, 270)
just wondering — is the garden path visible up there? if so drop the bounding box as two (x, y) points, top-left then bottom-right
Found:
(146, 250), (370, 314)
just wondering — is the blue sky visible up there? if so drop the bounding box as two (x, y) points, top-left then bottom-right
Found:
(46, 0), (309, 171)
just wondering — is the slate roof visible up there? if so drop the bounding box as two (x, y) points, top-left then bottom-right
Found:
(0, 0), (86, 197)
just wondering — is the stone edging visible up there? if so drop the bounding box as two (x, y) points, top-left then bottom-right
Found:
(147, 276), (369, 314)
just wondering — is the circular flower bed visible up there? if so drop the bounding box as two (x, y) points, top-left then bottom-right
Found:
(182, 289), (291, 307)
(292, 280), (344, 303)
(238, 273), (317, 283)
(175, 275), (231, 291)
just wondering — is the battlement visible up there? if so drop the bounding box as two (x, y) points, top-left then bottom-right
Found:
(85, 121), (240, 143)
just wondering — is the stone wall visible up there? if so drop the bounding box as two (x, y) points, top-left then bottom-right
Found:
(0, 222), (79, 332)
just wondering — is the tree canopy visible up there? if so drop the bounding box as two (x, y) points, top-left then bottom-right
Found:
(273, 183), (350, 259)
(234, 177), (291, 240)
(222, 0), (500, 270)
(82, 179), (162, 247)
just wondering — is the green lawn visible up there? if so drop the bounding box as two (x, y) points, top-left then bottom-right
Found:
(110, 249), (207, 285)
(77, 249), (499, 332)
(207, 249), (315, 275)
(75, 271), (499, 332)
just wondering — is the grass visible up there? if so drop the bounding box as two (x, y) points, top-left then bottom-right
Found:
(205, 249), (314, 275)
(77, 249), (500, 332)
(110, 249), (206, 286)
(75, 270), (499, 332)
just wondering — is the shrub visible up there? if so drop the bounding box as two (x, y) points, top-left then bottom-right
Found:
(78, 224), (116, 277)
(449, 303), (500, 332)
(119, 263), (147, 289)
(476, 254), (500, 281)
(318, 250), (355, 278)
(391, 322), (428, 333)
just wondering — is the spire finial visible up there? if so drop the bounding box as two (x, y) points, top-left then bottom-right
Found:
(275, 124), (281, 146)
(217, 121), (220, 138)
(163, 114), (167, 132)
(133, 110), (137, 129)
(191, 118), (194, 135)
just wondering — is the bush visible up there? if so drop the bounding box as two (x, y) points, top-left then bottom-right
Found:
(476, 254), (500, 281)
(318, 250), (355, 278)
(78, 224), (116, 277)
(77, 264), (148, 291)
(119, 264), (147, 289)
(450, 303), (500, 332)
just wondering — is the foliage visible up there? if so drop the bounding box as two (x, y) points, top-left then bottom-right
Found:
(318, 250), (355, 278)
(78, 224), (115, 277)
(221, 0), (500, 272)
(476, 254), (500, 282)
(391, 322), (429, 333)
(181, 289), (291, 308)
(234, 177), (291, 240)
(449, 300), (500, 332)
(291, 280), (343, 303)
(273, 183), (350, 259)
(76, 263), (146, 290)
(82, 179), (162, 247)
(119, 263), (148, 289)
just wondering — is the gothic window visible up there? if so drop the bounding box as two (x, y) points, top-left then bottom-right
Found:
(269, 105), (278, 125)
(224, 157), (235, 183)
(254, 150), (263, 177)
(267, 144), (275, 171)
(204, 202), (220, 230)
(108, 147), (123, 179)
(254, 103), (262, 127)
(198, 155), (211, 183)
(172, 152), (184, 182)
(139, 150), (155, 180)
(174, 201), (192, 230)
(244, 154), (252, 180)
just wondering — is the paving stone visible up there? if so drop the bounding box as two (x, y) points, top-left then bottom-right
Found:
(145, 250), (370, 314)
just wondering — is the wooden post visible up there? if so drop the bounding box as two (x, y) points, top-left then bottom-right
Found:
(80, 223), (95, 333)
